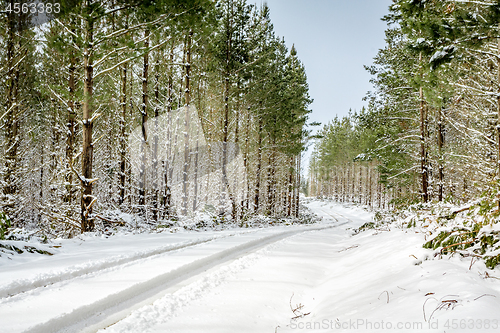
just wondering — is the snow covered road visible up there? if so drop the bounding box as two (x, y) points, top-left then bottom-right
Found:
(2, 200), (500, 333)
(0, 202), (353, 333)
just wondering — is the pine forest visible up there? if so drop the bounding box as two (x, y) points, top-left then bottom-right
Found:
(309, 0), (500, 267)
(3, 1), (500, 330)
(0, 0), (313, 237)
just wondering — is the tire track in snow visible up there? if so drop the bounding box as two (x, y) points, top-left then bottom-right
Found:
(315, 207), (352, 224)
(0, 231), (255, 300)
(316, 208), (339, 222)
(312, 203), (354, 224)
(22, 225), (338, 333)
(99, 252), (263, 333)
(330, 210), (353, 223)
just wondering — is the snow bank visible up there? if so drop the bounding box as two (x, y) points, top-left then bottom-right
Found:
(106, 200), (500, 333)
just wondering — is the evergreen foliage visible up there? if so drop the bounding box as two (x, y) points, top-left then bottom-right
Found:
(0, 0), (312, 237)
(308, 0), (500, 267)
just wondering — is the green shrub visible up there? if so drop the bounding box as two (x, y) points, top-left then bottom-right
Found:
(485, 254), (500, 269)
(0, 212), (11, 240)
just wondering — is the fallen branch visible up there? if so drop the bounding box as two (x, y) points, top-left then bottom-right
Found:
(378, 290), (390, 303)
(426, 295), (461, 322)
(474, 294), (496, 301)
(289, 293), (311, 320)
(482, 271), (500, 280)
(337, 245), (359, 252)
(423, 297), (438, 322)
(35, 205), (80, 229)
(438, 206), (471, 220)
(440, 240), (475, 253)
(95, 215), (126, 226)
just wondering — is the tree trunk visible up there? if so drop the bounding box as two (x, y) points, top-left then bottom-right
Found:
(254, 117), (263, 213)
(437, 106), (444, 202)
(162, 42), (175, 218)
(497, 23), (500, 209)
(221, 22), (236, 219)
(419, 52), (429, 203)
(118, 63), (127, 206)
(152, 52), (160, 221)
(182, 30), (192, 215)
(81, 10), (95, 232)
(351, 163), (355, 202)
(118, 11), (129, 208)
(127, 58), (134, 207)
(139, 29), (150, 211)
(192, 41), (200, 214)
(193, 130), (199, 212)
(287, 156), (293, 217)
(358, 164), (362, 204)
(244, 106), (250, 212)
(378, 180), (382, 209)
(65, 18), (77, 204)
(368, 163), (372, 208)
(233, 83), (241, 220)
(294, 155), (301, 217)
(3, 7), (20, 215)
(266, 148), (275, 215)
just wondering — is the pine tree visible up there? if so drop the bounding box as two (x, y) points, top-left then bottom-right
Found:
(0, 0), (313, 235)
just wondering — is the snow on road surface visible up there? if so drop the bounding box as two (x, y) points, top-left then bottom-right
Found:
(2, 200), (500, 333)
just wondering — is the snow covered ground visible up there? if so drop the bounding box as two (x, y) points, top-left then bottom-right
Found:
(1, 200), (500, 332)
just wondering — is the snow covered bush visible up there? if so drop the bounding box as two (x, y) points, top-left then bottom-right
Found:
(380, 186), (500, 269)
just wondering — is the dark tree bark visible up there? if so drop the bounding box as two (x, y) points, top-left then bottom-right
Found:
(65, 17), (77, 204)
(118, 63), (128, 206)
(80, 5), (96, 232)
(437, 106), (444, 202)
(419, 53), (429, 203)
(182, 30), (192, 215)
(254, 117), (263, 213)
(139, 29), (150, 211)
(152, 52), (160, 221)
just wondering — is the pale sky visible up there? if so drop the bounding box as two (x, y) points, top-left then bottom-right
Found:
(264, 0), (392, 123)
(261, 0), (392, 168)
